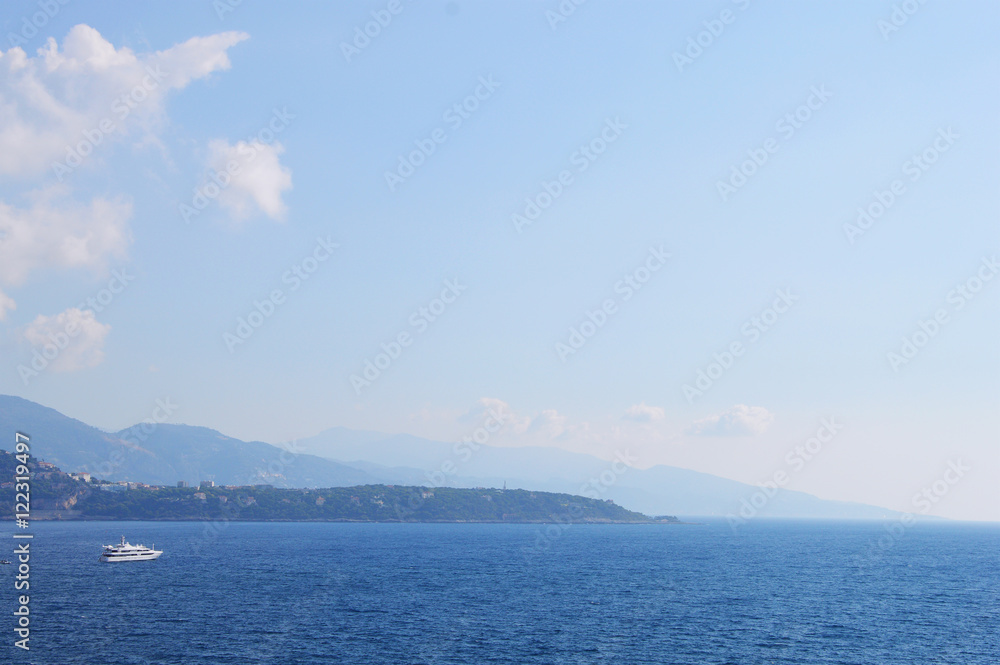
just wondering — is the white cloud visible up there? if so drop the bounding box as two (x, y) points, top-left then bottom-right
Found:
(0, 289), (15, 321)
(458, 397), (529, 433)
(420, 397), (677, 461)
(457, 398), (571, 441)
(622, 402), (665, 423)
(461, 397), (512, 421)
(687, 404), (774, 437)
(0, 24), (249, 176)
(22, 307), (111, 371)
(526, 408), (568, 439)
(0, 189), (132, 286)
(206, 139), (292, 222)
(153, 31), (251, 89)
(0, 23), (250, 351)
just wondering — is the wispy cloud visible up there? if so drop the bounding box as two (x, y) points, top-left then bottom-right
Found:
(0, 288), (15, 321)
(207, 139), (292, 222)
(0, 24), (248, 177)
(622, 402), (665, 423)
(22, 308), (111, 372)
(0, 24), (253, 374)
(687, 404), (774, 436)
(0, 188), (132, 287)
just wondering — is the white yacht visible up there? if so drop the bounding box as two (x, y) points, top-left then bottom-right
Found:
(100, 536), (162, 562)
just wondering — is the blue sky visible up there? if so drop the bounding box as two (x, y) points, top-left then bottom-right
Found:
(0, 1), (997, 520)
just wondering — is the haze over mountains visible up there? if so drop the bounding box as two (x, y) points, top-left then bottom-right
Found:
(0, 395), (371, 489)
(0, 395), (900, 520)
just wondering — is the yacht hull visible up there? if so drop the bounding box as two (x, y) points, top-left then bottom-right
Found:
(100, 551), (162, 562)
(100, 536), (162, 562)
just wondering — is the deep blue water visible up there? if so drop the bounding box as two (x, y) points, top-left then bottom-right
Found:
(1, 519), (997, 664)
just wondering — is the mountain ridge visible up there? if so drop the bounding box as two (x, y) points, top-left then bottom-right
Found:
(294, 426), (904, 520)
(0, 395), (378, 488)
(1, 395), (903, 520)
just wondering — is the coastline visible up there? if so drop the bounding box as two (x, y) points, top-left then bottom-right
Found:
(7, 511), (690, 525)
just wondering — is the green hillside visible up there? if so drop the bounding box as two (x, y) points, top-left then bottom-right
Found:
(74, 484), (674, 523)
(0, 450), (677, 523)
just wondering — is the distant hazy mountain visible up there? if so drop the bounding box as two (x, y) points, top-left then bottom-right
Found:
(296, 428), (902, 520)
(0, 395), (375, 488)
(1, 395), (901, 519)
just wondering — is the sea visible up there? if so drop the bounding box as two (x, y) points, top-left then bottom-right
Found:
(1, 519), (997, 664)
